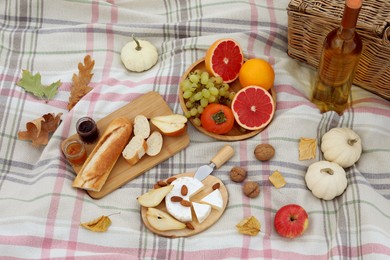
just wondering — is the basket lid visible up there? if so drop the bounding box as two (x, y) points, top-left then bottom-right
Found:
(288, 0), (390, 38)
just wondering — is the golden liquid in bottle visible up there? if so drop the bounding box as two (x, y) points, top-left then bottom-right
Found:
(312, 28), (362, 114)
(312, 0), (363, 115)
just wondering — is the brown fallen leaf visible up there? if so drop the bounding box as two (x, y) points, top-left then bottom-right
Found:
(18, 113), (63, 147)
(67, 55), (95, 111)
(299, 137), (317, 160)
(236, 216), (261, 236)
(80, 215), (112, 232)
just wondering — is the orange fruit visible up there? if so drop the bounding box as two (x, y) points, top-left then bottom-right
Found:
(205, 38), (244, 83)
(231, 85), (275, 130)
(238, 58), (275, 90)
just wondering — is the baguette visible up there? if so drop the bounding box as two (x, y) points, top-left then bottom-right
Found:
(122, 135), (147, 165)
(73, 117), (132, 192)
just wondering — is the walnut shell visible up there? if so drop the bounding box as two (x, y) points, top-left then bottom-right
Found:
(254, 144), (275, 161)
(230, 166), (247, 183)
(243, 181), (260, 198)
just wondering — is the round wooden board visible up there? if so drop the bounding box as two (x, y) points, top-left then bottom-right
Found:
(141, 172), (228, 237)
(178, 58), (277, 141)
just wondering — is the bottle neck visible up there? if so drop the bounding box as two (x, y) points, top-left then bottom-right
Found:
(339, 0), (362, 39)
(341, 0), (361, 29)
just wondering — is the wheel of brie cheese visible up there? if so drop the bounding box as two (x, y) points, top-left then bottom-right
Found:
(165, 177), (204, 222)
(165, 176), (224, 224)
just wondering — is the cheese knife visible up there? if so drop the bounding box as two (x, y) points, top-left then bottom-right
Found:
(194, 145), (235, 181)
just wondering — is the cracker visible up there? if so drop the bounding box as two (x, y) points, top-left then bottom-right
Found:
(269, 170), (286, 189)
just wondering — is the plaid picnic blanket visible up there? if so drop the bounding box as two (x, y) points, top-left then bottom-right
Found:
(1, 0), (389, 259)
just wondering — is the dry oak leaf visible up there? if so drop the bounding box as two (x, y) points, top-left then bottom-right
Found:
(67, 55), (95, 111)
(80, 215), (112, 232)
(236, 216), (261, 236)
(18, 113), (63, 147)
(299, 137), (317, 160)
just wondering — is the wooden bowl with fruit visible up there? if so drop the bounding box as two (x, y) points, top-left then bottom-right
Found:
(178, 57), (276, 141)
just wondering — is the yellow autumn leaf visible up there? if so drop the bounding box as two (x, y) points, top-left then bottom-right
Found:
(299, 137), (317, 160)
(236, 216), (261, 236)
(80, 215), (112, 232)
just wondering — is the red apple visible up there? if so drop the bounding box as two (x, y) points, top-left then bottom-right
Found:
(274, 204), (308, 238)
(150, 114), (187, 136)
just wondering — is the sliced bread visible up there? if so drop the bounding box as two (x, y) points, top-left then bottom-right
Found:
(146, 131), (163, 156)
(133, 115), (150, 139)
(122, 135), (147, 165)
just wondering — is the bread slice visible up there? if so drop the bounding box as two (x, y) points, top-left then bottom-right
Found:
(122, 135), (147, 165)
(146, 131), (163, 156)
(72, 117), (132, 192)
(133, 115), (150, 139)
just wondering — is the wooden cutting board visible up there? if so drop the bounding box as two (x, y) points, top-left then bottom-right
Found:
(61, 91), (190, 199)
(141, 172), (228, 237)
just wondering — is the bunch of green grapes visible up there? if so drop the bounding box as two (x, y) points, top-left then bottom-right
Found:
(180, 69), (235, 126)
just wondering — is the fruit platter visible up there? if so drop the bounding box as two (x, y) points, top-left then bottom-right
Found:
(179, 59), (276, 141)
(178, 39), (277, 141)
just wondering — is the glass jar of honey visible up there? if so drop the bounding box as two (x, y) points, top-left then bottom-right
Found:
(63, 139), (87, 165)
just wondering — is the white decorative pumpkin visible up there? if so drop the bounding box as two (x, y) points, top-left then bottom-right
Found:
(305, 160), (347, 200)
(121, 34), (158, 72)
(321, 127), (362, 168)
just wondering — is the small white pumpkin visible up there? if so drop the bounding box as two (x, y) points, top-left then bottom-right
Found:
(321, 127), (362, 168)
(305, 160), (347, 200)
(121, 34), (158, 72)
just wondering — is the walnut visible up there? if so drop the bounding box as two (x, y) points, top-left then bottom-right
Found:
(254, 144), (275, 161)
(243, 181), (260, 198)
(230, 167), (247, 183)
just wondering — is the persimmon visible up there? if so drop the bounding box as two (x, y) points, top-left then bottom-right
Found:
(200, 103), (234, 134)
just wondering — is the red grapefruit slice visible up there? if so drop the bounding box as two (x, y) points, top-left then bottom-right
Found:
(231, 86), (275, 130)
(205, 38), (244, 83)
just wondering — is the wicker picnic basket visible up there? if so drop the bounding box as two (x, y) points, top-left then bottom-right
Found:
(287, 0), (390, 100)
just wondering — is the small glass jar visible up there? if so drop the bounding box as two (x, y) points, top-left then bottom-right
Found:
(63, 139), (87, 165)
(76, 117), (99, 143)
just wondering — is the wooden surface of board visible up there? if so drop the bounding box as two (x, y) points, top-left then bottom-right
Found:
(141, 172), (228, 237)
(61, 91), (190, 199)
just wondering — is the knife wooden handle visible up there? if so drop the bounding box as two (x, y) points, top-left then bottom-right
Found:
(211, 145), (234, 169)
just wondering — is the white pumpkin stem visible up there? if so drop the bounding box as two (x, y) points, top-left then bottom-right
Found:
(320, 168), (334, 175)
(347, 138), (358, 146)
(132, 34), (142, 51)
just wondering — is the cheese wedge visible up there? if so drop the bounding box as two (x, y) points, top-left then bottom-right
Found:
(200, 189), (223, 210)
(192, 202), (212, 224)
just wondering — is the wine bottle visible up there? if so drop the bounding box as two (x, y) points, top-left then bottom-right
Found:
(311, 0), (363, 115)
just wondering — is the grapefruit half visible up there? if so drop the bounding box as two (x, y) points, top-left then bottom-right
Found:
(231, 86), (275, 131)
(205, 38), (244, 83)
